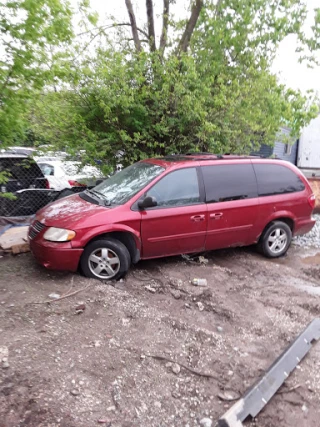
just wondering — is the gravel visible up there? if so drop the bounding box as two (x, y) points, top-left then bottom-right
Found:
(293, 214), (320, 248)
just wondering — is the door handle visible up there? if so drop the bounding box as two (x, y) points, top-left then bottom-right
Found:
(190, 215), (205, 222)
(210, 213), (223, 219)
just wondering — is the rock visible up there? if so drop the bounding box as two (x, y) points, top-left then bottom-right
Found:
(302, 404), (308, 413)
(199, 417), (212, 427)
(217, 326), (223, 333)
(97, 420), (110, 424)
(2, 361), (9, 369)
(172, 363), (181, 375)
(227, 370), (234, 376)
(218, 391), (240, 401)
(196, 302), (204, 311)
(0, 346), (8, 360)
(70, 389), (80, 396)
(75, 303), (86, 314)
(165, 362), (172, 368)
(145, 286), (156, 294)
(106, 405), (116, 412)
(154, 401), (162, 409)
(171, 290), (181, 299)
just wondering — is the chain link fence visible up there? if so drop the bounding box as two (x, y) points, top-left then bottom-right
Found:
(0, 153), (103, 219)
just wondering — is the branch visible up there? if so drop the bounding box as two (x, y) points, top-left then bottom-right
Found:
(77, 23), (149, 40)
(146, 0), (156, 52)
(159, 0), (170, 55)
(125, 0), (142, 52)
(178, 0), (204, 53)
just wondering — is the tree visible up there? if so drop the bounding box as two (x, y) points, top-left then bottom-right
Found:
(0, 0), (75, 145)
(30, 0), (319, 170)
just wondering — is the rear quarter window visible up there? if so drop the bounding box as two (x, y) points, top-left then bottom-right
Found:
(253, 163), (305, 196)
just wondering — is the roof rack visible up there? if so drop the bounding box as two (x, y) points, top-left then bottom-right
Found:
(185, 153), (262, 160)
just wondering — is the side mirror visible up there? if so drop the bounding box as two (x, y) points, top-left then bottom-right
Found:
(138, 196), (157, 210)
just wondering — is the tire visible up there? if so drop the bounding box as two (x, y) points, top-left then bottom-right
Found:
(80, 238), (131, 280)
(258, 221), (292, 258)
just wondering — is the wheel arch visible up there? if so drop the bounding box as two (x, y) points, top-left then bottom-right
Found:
(84, 230), (141, 264)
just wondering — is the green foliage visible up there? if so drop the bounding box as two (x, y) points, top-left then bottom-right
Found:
(29, 0), (318, 168)
(0, 0), (74, 145)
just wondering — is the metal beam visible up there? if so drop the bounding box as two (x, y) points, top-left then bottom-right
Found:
(218, 318), (320, 427)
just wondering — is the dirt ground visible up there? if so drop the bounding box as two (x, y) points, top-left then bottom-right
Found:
(1, 245), (320, 427)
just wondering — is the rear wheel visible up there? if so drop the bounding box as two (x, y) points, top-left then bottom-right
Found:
(80, 238), (131, 280)
(258, 221), (292, 258)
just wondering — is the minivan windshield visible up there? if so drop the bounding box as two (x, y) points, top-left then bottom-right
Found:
(90, 161), (165, 205)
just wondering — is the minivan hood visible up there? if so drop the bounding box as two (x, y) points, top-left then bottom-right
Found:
(36, 194), (109, 229)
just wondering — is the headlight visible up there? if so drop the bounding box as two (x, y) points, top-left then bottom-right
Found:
(43, 227), (76, 242)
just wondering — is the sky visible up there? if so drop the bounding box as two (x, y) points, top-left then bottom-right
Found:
(87, 0), (320, 95)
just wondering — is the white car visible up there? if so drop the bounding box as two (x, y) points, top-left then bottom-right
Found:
(37, 160), (103, 191)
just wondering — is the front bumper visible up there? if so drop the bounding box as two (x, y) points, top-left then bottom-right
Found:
(30, 239), (83, 272)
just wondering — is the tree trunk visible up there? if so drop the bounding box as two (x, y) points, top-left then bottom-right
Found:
(159, 0), (169, 55)
(178, 0), (204, 53)
(125, 0), (142, 52)
(146, 0), (156, 52)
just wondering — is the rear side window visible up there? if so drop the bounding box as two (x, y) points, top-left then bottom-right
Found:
(253, 164), (305, 196)
(201, 164), (258, 203)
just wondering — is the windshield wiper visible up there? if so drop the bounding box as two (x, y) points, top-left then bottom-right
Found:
(85, 189), (111, 206)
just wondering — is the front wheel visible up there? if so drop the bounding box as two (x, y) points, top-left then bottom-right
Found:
(258, 221), (292, 258)
(80, 238), (131, 280)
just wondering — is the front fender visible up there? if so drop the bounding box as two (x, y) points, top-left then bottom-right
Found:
(72, 224), (142, 252)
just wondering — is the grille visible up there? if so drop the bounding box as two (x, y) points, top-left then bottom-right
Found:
(29, 220), (46, 240)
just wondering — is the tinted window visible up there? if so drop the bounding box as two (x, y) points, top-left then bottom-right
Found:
(202, 164), (258, 203)
(147, 168), (200, 207)
(0, 158), (43, 179)
(253, 164), (305, 196)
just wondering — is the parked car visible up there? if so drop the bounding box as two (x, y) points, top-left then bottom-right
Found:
(0, 154), (51, 216)
(29, 154), (316, 280)
(1, 147), (38, 156)
(37, 159), (103, 190)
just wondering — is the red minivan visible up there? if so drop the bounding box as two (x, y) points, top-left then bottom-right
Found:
(29, 154), (316, 280)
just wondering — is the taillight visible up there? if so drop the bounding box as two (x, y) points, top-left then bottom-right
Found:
(45, 179), (50, 189)
(308, 194), (316, 210)
(68, 180), (86, 187)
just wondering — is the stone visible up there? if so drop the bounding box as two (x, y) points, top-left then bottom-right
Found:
(196, 302), (204, 311)
(172, 363), (181, 375)
(70, 389), (80, 396)
(165, 362), (172, 368)
(171, 290), (181, 299)
(154, 401), (162, 409)
(199, 417), (212, 427)
(217, 326), (223, 333)
(106, 405), (116, 412)
(145, 286), (156, 294)
(2, 361), (9, 369)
